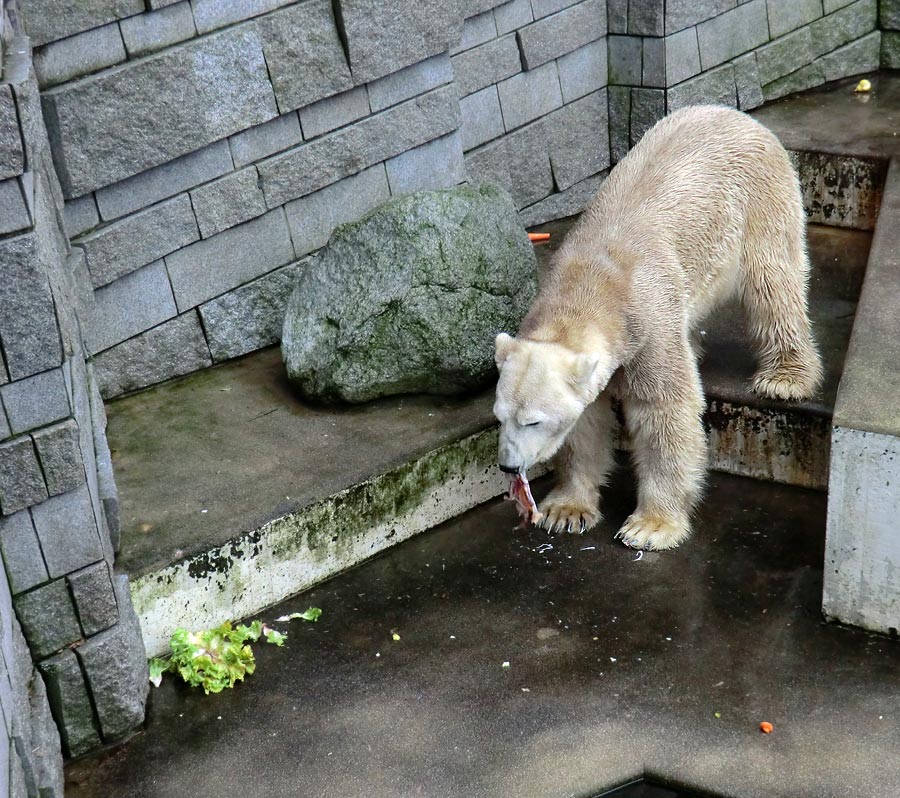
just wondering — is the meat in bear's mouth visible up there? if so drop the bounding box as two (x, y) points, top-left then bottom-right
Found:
(505, 472), (543, 528)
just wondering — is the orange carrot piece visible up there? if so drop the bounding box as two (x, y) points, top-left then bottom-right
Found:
(759, 721), (774, 734)
(528, 232), (551, 242)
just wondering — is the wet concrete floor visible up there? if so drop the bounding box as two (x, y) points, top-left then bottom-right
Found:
(68, 470), (900, 798)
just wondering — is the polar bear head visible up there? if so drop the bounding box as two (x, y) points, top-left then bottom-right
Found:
(492, 332), (614, 474)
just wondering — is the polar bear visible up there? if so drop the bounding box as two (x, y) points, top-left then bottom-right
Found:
(493, 105), (822, 551)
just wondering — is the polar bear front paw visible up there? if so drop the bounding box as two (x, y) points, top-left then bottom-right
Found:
(615, 512), (690, 551)
(538, 490), (601, 535)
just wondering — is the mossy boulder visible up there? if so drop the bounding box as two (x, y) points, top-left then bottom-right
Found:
(281, 183), (537, 403)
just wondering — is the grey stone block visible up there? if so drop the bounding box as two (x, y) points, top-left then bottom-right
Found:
(119, 1), (196, 57)
(884, 31), (900, 67)
(62, 196), (99, 239)
(697, 0), (769, 68)
(68, 562), (118, 636)
(518, 0), (606, 69)
(884, 0), (900, 27)
(0, 511), (49, 594)
(531, 0), (581, 18)
(767, 0), (823, 38)
(30, 485), (103, 579)
(825, 0), (856, 10)
(464, 139), (513, 200)
(93, 312), (212, 399)
(229, 114), (303, 169)
(258, 86), (461, 208)
(668, 62), (737, 110)
(166, 209), (295, 311)
(495, 0), (534, 34)
(505, 123), (555, 206)
(761, 62), (824, 101)
(546, 90), (610, 190)
(38, 650), (101, 757)
(299, 87), (370, 140)
(0, 179), (32, 236)
(33, 23), (126, 89)
(77, 194), (199, 288)
(369, 53), (453, 112)
(453, 37), (521, 97)
(608, 85), (630, 162)
(0, 403), (9, 441)
(14, 580), (82, 659)
(630, 87), (666, 147)
(607, 0), (627, 31)
(32, 420), (84, 497)
(284, 164), (390, 258)
(386, 132), (468, 194)
(76, 575), (148, 742)
(25, 666), (65, 798)
(88, 260), (178, 353)
(557, 39), (607, 102)
(666, 26), (702, 85)
(629, 0), (664, 35)
(0, 86), (25, 181)
(95, 140), (233, 221)
(42, 26), (278, 197)
(642, 37), (666, 87)
(200, 261), (308, 361)
(190, 167), (268, 239)
(453, 10), (498, 54)
(0, 438), (48, 515)
(608, 35), (642, 84)
(815, 30), (880, 81)
(733, 52), (764, 110)
(0, 232), (62, 381)
(257, 1), (353, 113)
(756, 27), (815, 86)
(811, 0), (877, 58)
(462, 0), (506, 15)
(191, 0), (293, 33)
(460, 85), (506, 150)
(20, 0), (143, 47)
(519, 170), (605, 227)
(665, 0), (736, 34)
(1, 370), (70, 437)
(496, 60), (563, 131)
(338, 0), (462, 82)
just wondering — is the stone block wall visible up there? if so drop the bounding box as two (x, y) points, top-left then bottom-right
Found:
(0, 2), (148, 777)
(883, 0), (900, 66)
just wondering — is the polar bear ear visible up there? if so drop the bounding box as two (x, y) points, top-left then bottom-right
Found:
(495, 333), (516, 368)
(572, 353), (603, 397)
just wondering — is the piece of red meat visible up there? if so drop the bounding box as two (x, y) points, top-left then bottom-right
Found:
(505, 472), (543, 528)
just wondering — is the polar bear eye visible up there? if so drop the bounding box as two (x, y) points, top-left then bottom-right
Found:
(522, 421), (541, 428)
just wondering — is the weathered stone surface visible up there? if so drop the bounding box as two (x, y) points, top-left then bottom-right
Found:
(666, 26), (702, 85)
(767, 0), (822, 38)
(607, 85), (631, 162)
(496, 61), (563, 131)
(506, 123), (555, 207)
(93, 312), (212, 398)
(166, 209), (295, 311)
(20, 0), (143, 47)
(452, 37), (520, 97)
(76, 575), (148, 741)
(62, 196), (99, 239)
(88, 260), (178, 353)
(368, 53), (453, 112)
(30, 484), (103, 578)
(607, 0), (627, 31)
(191, 0), (293, 33)
(337, 0), (461, 81)
(32, 420), (84, 497)
(733, 52), (764, 110)
(642, 36), (666, 87)
(85, 367), (119, 551)
(200, 261), (308, 361)
(665, 0), (735, 34)
(0, 438), (48, 515)
(629, 87), (666, 148)
(229, 113), (303, 169)
(811, 0), (877, 58)
(756, 26), (814, 86)
(464, 138), (516, 199)
(884, 31), (900, 68)
(557, 39), (607, 102)
(452, 10), (498, 54)
(762, 62), (824, 101)
(460, 85), (505, 150)
(299, 87), (370, 140)
(257, 1), (353, 113)
(1, 369), (70, 437)
(14, 580), (82, 659)
(283, 184), (536, 402)
(817, 30), (881, 80)
(33, 23), (126, 89)
(825, 0), (857, 10)
(0, 85), (25, 181)
(518, 169), (602, 228)
(517, 0), (606, 69)
(284, 164), (390, 257)
(258, 86), (461, 208)
(190, 168), (268, 239)
(884, 0), (900, 27)
(42, 26), (278, 196)
(76, 194), (199, 288)
(495, 0), (533, 34)
(0, 511), (49, 593)
(628, 0), (664, 35)
(0, 178), (32, 236)
(531, 0), (581, 18)
(38, 650), (101, 757)
(668, 63), (737, 110)
(697, 0), (769, 68)
(119, 1), (196, 57)
(546, 90), (609, 190)
(386, 133), (468, 194)
(68, 562), (118, 636)
(25, 666), (65, 798)
(94, 141), (233, 221)
(608, 35), (642, 84)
